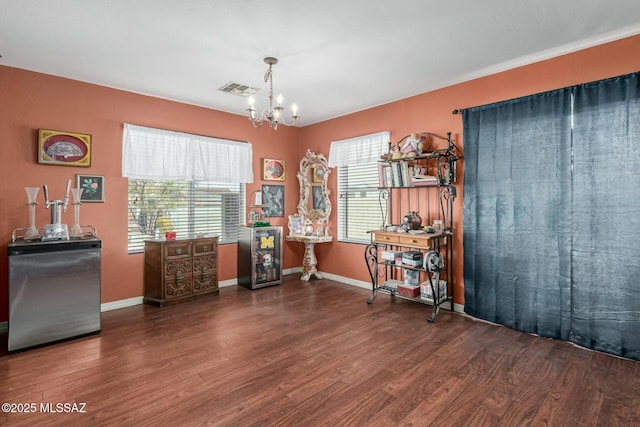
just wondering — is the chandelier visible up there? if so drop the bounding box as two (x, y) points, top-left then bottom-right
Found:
(246, 57), (299, 129)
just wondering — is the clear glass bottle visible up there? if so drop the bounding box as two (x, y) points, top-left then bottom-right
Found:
(70, 188), (84, 237)
(24, 187), (40, 238)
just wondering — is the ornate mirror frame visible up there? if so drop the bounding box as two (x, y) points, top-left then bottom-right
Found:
(297, 150), (332, 228)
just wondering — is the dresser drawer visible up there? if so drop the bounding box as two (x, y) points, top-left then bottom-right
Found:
(164, 259), (192, 278)
(194, 239), (217, 255)
(164, 241), (192, 259)
(372, 232), (399, 244)
(398, 235), (431, 249)
(164, 276), (193, 298)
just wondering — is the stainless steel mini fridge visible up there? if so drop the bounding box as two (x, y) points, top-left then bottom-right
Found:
(7, 238), (102, 351)
(237, 226), (283, 289)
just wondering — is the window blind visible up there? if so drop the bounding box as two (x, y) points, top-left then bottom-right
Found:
(337, 162), (385, 243)
(331, 131), (389, 243)
(127, 179), (245, 253)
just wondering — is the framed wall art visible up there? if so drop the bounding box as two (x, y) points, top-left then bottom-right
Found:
(38, 129), (92, 167)
(262, 184), (284, 217)
(263, 158), (285, 181)
(312, 185), (326, 211)
(313, 166), (325, 183)
(76, 174), (105, 202)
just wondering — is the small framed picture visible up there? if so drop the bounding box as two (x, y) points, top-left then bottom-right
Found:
(288, 214), (303, 235)
(38, 129), (92, 167)
(262, 184), (284, 217)
(76, 174), (105, 202)
(263, 159), (285, 181)
(312, 186), (326, 211)
(313, 166), (326, 183)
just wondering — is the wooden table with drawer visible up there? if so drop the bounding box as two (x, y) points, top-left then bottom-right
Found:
(143, 237), (219, 307)
(369, 230), (443, 250)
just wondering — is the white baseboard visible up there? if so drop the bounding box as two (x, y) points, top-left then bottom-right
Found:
(101, 296), (144, 312)
(284, 267), (303, 275)
(219, 278), (237, 288)
(97, 269), (302, 311)
(1, 268), (459, 329)
(319, 271), (465, 314)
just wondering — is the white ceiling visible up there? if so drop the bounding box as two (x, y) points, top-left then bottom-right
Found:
(2, 0), (640, 126)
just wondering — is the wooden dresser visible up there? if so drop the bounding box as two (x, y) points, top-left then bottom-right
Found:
(143, 237), (219, 307)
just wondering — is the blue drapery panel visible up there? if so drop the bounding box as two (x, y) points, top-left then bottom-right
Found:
(463, 72), (640, 360)
(570, 73), (640, 358)
(463, 89), (573, 339)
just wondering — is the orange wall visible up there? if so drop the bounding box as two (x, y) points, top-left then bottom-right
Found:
(0, 68), (304, 322)
(1, 34), (639, 322)
(297, 34), (640, 305)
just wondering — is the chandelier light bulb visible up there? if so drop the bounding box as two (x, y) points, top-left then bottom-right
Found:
(246, 57), (300, 130)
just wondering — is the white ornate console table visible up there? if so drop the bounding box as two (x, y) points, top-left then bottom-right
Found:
(286, 234), (333, 281)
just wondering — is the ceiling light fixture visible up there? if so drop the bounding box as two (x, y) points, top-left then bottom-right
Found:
(246, 57), (299, 130)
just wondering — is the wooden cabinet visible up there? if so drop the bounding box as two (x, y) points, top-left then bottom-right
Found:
(144, 237), (218, 307)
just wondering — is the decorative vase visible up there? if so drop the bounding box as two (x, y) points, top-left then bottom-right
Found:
(400, 211), (422, 232)
(24, 187), (40, 238)
(70, 188), (84, 237)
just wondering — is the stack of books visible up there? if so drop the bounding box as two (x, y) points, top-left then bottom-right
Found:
(378, 163), (439, 188)
(412, 173), (438, 186)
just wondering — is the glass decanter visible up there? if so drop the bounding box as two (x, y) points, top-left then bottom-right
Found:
(70, 188), (84, 237)
(24, 187), (40, 238)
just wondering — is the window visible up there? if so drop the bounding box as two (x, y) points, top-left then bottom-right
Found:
(127, 179), (244, 253)
(328, 131), (390, 244)
(122, 123), (253, 253)
(337, 162), (385, 243)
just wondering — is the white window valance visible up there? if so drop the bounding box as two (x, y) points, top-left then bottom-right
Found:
(122, 123), (254, 183)
(328, 131), (390, 167)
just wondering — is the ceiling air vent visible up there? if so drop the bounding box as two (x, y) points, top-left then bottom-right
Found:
(218, 82), (259, 97)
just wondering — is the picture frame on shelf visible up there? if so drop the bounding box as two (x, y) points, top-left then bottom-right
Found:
(76, 174), (105, 203)
(262, 184), (284, 217)
(263, 158), (285, 181)
(288, 214), (303, 235)
(38, 128), (92, 167)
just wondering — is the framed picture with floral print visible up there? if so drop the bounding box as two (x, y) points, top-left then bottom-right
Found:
(76, 174), (105, 202)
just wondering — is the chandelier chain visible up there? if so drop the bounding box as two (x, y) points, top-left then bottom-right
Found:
(246, 57), (299, 130)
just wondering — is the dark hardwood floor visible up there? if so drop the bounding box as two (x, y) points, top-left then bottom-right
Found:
(1, 275), (638, 426)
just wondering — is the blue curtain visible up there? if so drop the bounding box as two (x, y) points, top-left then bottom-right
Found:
(463, 72), (640, 360)
(570, 74), (640, 358)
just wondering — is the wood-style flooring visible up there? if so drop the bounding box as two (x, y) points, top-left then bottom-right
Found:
(1, 275), (638, 426)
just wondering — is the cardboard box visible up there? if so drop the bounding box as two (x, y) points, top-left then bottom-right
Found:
(402, 251), (423, 267)
(402, 258), (423, 267)
(398, 284), (421, 298)
(420, 278), (448, 302)
(404, 269), (420, 286)
(381, 251), (403, 265)
(379, 280), (402, 293)
(402, 251), (423, 261)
